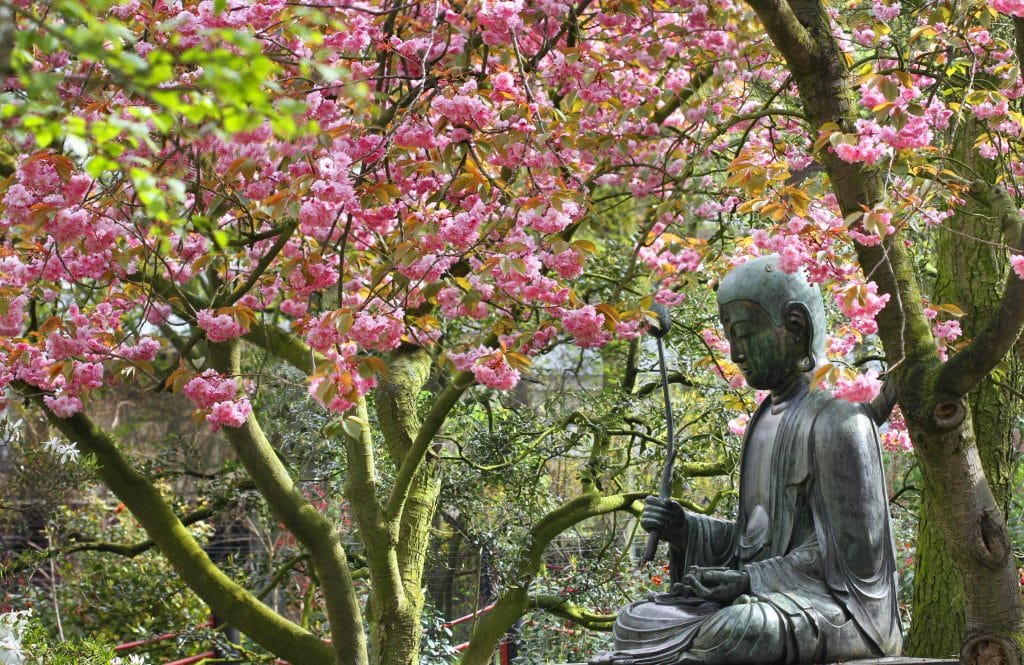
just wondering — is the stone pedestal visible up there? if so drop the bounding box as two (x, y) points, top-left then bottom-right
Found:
(552, 655), (958, 659)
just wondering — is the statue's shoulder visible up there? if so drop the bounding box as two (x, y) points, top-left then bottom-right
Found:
(807, 391), (880, 453)
(812, 391), (872, 421)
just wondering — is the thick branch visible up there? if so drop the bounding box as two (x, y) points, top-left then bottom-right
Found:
(459, 491), (646, 665)
(744, 0), (818, 74)
(341, 396), (405, 615)
(245, 321), (322, 374)
(208, 340), (367, 665)
(375, 348), (431, 464)
(529, 594), (615, 631)
(747, 0), (936, 371)
(939, 181), (1024, 397)
(383, 368), (474, 522)
(29, 400), (332, 665)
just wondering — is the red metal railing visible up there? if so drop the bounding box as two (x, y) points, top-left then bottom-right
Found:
(112, 617), (216, 664)
(445, 603), (513, 664)
(162, 652), (217, 665)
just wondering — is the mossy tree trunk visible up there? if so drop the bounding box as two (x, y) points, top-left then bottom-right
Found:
(743, 1), (1024, 662)
(347, 347), (468, 665)
(909, 117), (1021, 657)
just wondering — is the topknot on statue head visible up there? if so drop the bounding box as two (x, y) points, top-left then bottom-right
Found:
(717, 254), (827, 370)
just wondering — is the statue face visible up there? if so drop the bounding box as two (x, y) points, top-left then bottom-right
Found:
(719, 300), (803, 391)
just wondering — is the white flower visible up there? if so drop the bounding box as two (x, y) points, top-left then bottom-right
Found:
(0, 610), (32, 665)
(111, 655), (148, 665)
(42, 437), (80, 464)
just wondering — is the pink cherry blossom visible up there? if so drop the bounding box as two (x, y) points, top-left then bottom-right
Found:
(207, 398), (253, 431)
(119, 337), (162, 362)
(350, 310), (404, 352)
(44, 393), (84, 419)
(832, 368), (882, 403)
(1011, 254), (1024, 279)
(182, 370), (241, 411)
(728, 414), (749, 437)
(991, 0), (1024, 18)
(469, 351), (521, 390)
(881, 406), (913, 452)
(561, 306), (612, 348)
(197, 309), (247, 343)
(834, 281), (890, 336)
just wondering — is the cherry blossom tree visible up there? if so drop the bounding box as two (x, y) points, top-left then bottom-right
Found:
(2, 0), (1024, 664)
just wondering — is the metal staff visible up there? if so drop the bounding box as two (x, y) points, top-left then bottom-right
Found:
(641, 302), (675, 565)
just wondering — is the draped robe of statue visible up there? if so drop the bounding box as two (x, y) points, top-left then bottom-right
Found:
(597, 382), (903, 665)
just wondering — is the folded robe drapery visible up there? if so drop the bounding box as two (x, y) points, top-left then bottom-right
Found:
(593, 384), (902, 665)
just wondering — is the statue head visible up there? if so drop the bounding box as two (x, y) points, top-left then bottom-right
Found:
(716, 254), (826, 390)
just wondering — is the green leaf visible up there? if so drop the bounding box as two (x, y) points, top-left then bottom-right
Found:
(342, 416), (369, 440)
(85, 155), (118, 177)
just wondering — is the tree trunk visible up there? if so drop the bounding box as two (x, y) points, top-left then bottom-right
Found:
(370, 462), (441, 665)
(369, 602), (423, 665)
(367, 348), (446, 665)
(910, 117), (1021, 657)
(906, 407), (1023, 665)
(742, 0), (1024, 661)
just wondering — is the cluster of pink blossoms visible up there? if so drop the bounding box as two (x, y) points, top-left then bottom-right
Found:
(834, 281), (890, 336)
(923, 306), (963, 360)
(881, 406), (913, 452)
(560, 306), (613, 349)
(638, 223), (703, 281)
(182, 370), (252, 431)
(727, 414), (750, 438)
(448, 346), (521, 391)
(196, 309), (247, 344)
(991, 0), (1024, 17)
(832, 74), (952, 166)
(1011, 255), (1024, 279)
(831, 368), (882, 403)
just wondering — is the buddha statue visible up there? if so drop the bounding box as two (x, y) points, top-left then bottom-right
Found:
(591, 254), (902, 665)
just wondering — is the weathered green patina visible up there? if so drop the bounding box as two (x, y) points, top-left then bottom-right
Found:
(592, 255), (902, 665)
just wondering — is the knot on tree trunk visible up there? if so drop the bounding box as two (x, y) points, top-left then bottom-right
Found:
(976, 508), (1011, 565)
(933, 396), (967, 429)
(961, 634), (1022, 665)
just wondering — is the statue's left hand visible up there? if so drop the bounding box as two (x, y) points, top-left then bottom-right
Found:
(681, 567), (750, 603)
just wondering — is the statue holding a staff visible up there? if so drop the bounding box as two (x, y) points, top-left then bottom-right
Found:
(592, 255), (902, 665)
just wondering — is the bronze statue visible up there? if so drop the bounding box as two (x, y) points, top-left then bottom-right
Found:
(591, 255), (902, 665)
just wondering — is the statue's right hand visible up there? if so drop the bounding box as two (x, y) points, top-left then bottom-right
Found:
(640, 496), (688, 543)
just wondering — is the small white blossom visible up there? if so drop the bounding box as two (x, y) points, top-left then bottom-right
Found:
(0, 610), (32, 665)
(111, 655), (148, 665)
(42, 437), (80, 464)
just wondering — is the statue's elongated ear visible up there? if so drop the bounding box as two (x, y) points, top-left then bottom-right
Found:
(783, 303), (811, 343)
(784, 303), (816, 370)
